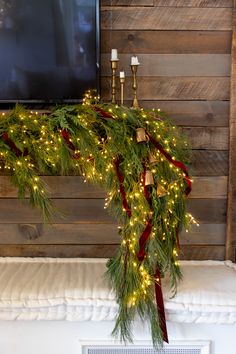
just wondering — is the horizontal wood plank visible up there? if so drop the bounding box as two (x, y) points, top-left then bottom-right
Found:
(0, 176), (105, 199)
(0, 244), (225, 259)
(0, 198), (226, 224)
(191, 150), (228, 176)
(101, 77), (230, 100)
(102, 0), (232, 6)
(0, 176), (227, 199)
(187, 198), (227, 223)
(0, 223), (119, 244)
(101, 0), (154, 5)
(0, 244), (118, 258)
(182, 127), (228, 150)
(191, 176), (227, 198)
(0, 223), (226, 245)
(140, 100), (229, 126)
(101, 7), (232, 30)
(179, 245), (225, 260)
(180, 223), (226, 245)
(154, 0), (232, 7)
(102, 54), (231, 77)
(101, 30), (232, 54)
(0, 223), (225, 246)
(0, 199), (114, 223)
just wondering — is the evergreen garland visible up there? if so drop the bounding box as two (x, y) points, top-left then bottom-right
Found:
(0, 92), (197, 347)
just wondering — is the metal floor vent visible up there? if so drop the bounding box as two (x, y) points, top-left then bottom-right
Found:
(86, 349), (200, 354)
(83, 344), (209, 354)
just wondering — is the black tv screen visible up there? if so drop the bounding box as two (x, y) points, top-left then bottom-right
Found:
(0, 0), (100, 103)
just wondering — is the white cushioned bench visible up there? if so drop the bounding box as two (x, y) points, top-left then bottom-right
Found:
(0, 257), (236, 354)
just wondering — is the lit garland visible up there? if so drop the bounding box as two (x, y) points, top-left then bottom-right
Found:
(0, 92), (198, 347)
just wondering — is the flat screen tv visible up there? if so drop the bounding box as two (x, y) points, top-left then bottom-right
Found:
(0, 0), (100, 104)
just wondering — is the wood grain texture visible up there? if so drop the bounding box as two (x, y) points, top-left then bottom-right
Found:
(102, 0), (232, 6)
(182, 127), (228, 150)
(101, 7), (232, 30)
(226, 0), (236, 260)
(101, 77), (230, 101)
(0, 176), (105, 198)
(0, 199), (114, 223)
(101, 0), (154, 5)
(102, 54), (231, 77)
(0, 223), (226, 245)
(0, 244), (224, 259)
(101, 30), (231, 54)
(154, 0), (232, 7)
(140, 101), (229, 127)
(0, 224), (119, 244)
(180, 224), (226, 245)
(0, 176), (227, 199)
(191, 150), (228, 176)
(191, 176), (227, 198)
(187, 199), (227, 223)
(0, 244), (118, 258)
(0, 198), (223, 224)
(179, 245), (225, 260)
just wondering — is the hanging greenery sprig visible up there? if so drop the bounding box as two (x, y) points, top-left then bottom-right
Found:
(0, 93), (197, 347)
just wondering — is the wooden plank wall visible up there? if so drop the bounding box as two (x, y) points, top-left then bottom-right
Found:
(0, 0), (233, 260)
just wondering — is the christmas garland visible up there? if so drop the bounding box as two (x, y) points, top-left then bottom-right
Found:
(0, 92), (197, 347)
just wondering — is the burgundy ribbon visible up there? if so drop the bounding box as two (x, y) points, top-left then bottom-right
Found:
(137, 165), (169, 343)
(1, 132), (23, 157)
(137, 219), (152, 262)
(113, 156), (132, 218)
(60, 129), (80, 159)
(146, 132), (191, 196)
(137, 166), (152, 262)
(93, 106), (114, 119)
(155, 268), (168, 343)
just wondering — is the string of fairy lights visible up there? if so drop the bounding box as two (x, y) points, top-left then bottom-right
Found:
(0, 91), (198, 346)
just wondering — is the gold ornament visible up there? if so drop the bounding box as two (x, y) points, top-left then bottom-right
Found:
(157, 184), (167, 197)
(149, 152), (158, 164)
(145, 170), (154, 186)
(136, 128), (148, 143)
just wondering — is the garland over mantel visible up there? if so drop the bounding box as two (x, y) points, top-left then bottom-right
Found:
(0, 92), (197, 347)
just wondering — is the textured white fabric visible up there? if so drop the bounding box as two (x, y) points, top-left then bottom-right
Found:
(164, 260), (236, 324)
(0, 257), (236, 324)
(0, 257), (117, 321)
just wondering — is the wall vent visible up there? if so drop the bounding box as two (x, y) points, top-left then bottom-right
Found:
(82, 341), (210, 354)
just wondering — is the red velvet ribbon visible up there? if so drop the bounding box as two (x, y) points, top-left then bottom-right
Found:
(146, 131), (192, 250)
(155, 268), (168, 343)
(137, 164), (169, 343)
(93, 106), (114, 119)
(113, 156), (132, 218)
(92, 107), (132, 217)
(137, 166), (152, 261)
(2, 132), (23, 157)
(146, 132), (191, 196)
(60, 129), (80, 159)
(137, 219), (152, 262)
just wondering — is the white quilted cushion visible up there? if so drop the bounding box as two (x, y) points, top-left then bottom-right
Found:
(0, 258), (236, 324)
(0, 257), (117, 320)
(164, 260), (236, 324)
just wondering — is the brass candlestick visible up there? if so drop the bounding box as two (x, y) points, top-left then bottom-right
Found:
(111, 59), (119, 104)
(120, 77), (125, 105)
(131, 64), (139, 108)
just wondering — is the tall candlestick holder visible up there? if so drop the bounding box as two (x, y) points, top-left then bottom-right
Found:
(120, 76), (125, 105)
(111, 59), (119, 104)
(131, 64), (139, 108)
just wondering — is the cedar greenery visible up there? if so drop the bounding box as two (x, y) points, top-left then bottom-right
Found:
(0, 92), (197, 347)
